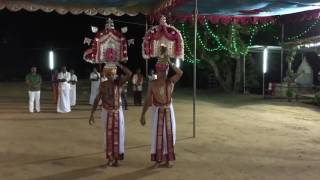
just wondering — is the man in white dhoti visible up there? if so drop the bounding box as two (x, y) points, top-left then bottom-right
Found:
(57, 66), (71, 113)
(69, 69), (77, 106)
(140, 45), (183, 168)
(25, 66), (42, 113)
(132, 69), (144, 106)
(89, 62), (132, 167)
(89, 67), (100, 105)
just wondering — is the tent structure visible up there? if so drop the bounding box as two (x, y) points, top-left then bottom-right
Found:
(0, 0), (163, 16)
(2, 0), (320, 20)
(2, 0), (320, 137)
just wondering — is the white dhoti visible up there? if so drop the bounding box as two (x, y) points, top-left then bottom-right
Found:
(151, 103), (176, 162)
(57, 87), (71, 113)
(28, 91), (40, 113)
(100, 107), (125, 160)
(70, 85), (76, 106)
(57, 72), (71, 113)
(89, 81), (100, 105)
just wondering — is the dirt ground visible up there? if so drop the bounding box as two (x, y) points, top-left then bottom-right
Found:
(1, 82), (320, 180)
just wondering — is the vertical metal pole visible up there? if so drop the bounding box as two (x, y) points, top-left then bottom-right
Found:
(280, 24), (284, 83)
(262, 51), (265, 98)
(193, 0), (198, 138)
(243, 55), (246, 94)
(145, 19), (149, 77)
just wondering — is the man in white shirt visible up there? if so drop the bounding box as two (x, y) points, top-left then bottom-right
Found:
(57, 66), (71, 113)
(148, 69), (157, 81)
(132, 69), (144, 106)
(89, 67), (100, 105)
(69, 69), (78, 106)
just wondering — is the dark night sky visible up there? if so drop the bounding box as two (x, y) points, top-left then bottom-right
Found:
(0, 9), (148, 81)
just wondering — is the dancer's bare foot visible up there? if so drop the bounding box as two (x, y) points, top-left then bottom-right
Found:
(107, 159), (113, 166)
(112, 160), (119, 167)
(152, 161), (161, 168)
(165, 161), (174, 168)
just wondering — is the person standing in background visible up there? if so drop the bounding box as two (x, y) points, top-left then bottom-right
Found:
(69, 69), (78, 106)
(57, 66), (71, 113)
(51, 69), (59, 104)
(132, 69), (144, 106)
(25, 66), (42, 113)
(89, 67), (100, 105)
(121, 74), (129, 110)
(148, 69), (157, 81)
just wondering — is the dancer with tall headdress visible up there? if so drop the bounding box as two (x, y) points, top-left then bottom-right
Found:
(84, 18), (130, 167)
(140, 15), (184, 168)
(140, 45), (183, 167)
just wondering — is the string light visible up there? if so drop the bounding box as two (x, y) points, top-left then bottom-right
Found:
(242, 25), (258, 55)
(196, 31), (221, 52)
(202, 20), (260, 55)
(273, 35), (281, 44)
(179, 16), (320, 64)
(231, 24), (238, 54)
(180, 19), (276, 63)
(181, 23), (200, 63)
(204, 20), (228, 51)
(286, 18), (320, 41)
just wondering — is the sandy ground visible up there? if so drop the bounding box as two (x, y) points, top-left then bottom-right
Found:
(1, 82), (320, 180)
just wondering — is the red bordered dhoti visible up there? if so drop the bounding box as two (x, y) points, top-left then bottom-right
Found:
(101, 107), (125, 160)
(151, 103), (176, 162)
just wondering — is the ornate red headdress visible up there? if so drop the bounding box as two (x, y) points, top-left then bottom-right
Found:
(83, 18), (128, 68)
(142, 16), (184, 61)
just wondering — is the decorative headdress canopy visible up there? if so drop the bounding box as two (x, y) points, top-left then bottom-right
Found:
(142, 16), (184, 60)
(84, 18), (128, 65)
